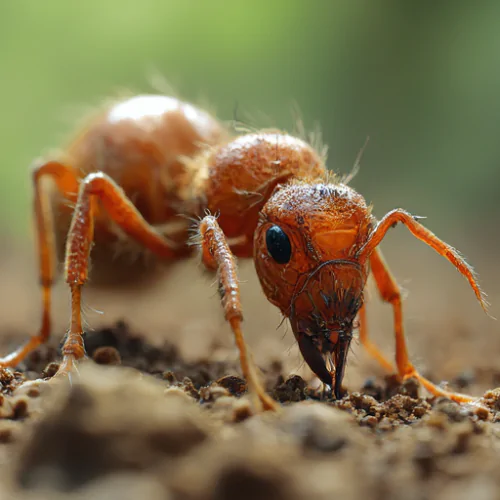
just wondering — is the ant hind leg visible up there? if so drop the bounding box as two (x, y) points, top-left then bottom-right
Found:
(0, 161), (79, 368)
(357, 303), (394, 373)
(59, 172), (186, 377)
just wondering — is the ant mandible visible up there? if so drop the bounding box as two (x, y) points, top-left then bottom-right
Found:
(7, 94), (488, 411)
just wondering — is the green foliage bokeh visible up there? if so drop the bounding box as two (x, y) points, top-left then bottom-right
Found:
(1, 0), (499, 244)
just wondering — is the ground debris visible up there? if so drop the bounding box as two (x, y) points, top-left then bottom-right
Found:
(13, 365), (209, 492)
(0, 321), (499, 499)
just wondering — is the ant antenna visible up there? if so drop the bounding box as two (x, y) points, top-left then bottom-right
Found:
(231, 101), (254, 133)
(343, 136), (370, 185)
(232, 101), (239, 127)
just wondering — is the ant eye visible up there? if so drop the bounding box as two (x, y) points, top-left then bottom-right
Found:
(265, 225), (292, 264)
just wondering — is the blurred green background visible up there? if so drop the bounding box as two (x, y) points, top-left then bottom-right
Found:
(1, 0), (499, 252)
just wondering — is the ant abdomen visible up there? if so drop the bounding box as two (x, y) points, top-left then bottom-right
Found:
(47, 95), (225, 278)
(64, 95), (225, 226)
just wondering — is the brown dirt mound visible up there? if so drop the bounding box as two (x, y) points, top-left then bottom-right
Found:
(0, 322), (498, 499)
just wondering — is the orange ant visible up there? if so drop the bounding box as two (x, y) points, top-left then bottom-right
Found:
(6, 94), (487, 411)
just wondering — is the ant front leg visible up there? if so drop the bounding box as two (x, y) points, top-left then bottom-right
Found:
(357, 209), (488, 312)
(60, 172), (184, 376)
(368, 247), (477, 403)
(198, 216), (277, 412)
(0, 161), (79, 368)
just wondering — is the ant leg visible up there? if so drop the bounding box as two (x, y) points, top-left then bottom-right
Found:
(59, 172), (186, 375)
(198, 215), (277, 412)
(0, 161), (79, 367)
(357, 209), (488, 313)
(357, 303), (394, 373)
(370, 247), (476, 403)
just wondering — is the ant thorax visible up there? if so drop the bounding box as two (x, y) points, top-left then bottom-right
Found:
(197, 133), (325, 256)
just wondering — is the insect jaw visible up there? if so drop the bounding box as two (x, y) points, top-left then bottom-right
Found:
(331, 333), (352, 400)
(296, 331), (332, 387)
(287, 259), (364, 399)
(294, 322), (354, 400)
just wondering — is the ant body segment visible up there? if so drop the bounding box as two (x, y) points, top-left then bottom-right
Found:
(7, 94), (487, 411)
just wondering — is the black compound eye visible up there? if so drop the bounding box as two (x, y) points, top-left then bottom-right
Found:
(265, 225), (292, 264)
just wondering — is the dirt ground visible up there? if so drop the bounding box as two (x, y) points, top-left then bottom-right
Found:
(0, 244), (500, 500)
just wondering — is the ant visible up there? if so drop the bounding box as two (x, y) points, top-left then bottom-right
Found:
(6, 94), (487, 412)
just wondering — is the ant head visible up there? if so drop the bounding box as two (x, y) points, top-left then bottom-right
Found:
(253, 181), (373, 396)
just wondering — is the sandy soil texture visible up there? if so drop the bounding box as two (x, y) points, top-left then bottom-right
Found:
(0, 244), (499, 500)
